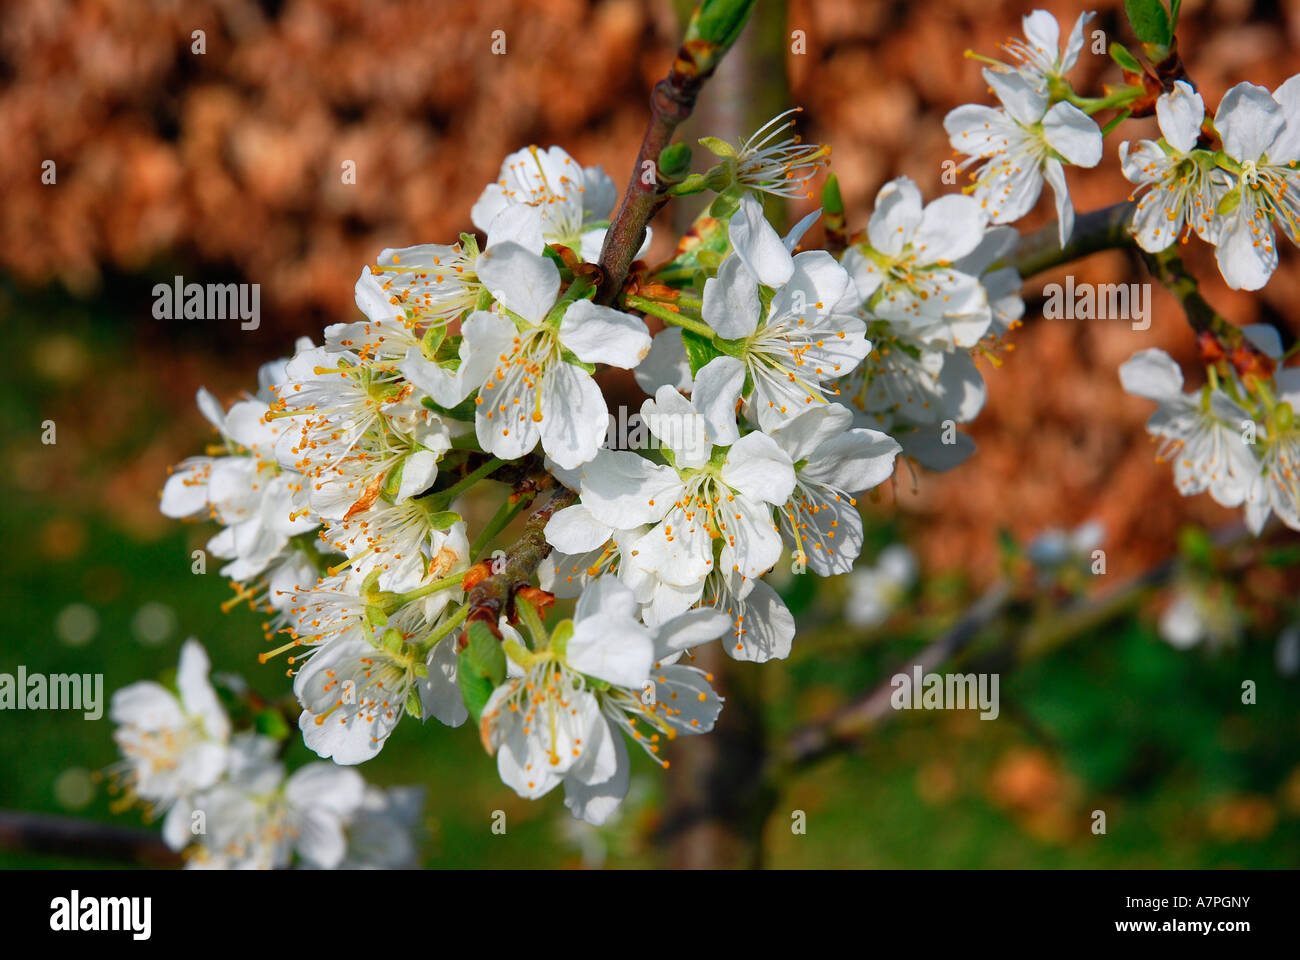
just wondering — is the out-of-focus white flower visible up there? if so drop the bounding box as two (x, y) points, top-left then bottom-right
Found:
(110, 639), (231, 848)
(845, 545), (916, 629)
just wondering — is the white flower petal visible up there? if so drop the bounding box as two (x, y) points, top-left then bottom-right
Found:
(691, 356), (745, 446)
(559, 300), (651, 368)
(476, 242), (560, 325)
(721, 431), (796, 505)
(729, 193), (794, 287)
(702, 253), (762, 339)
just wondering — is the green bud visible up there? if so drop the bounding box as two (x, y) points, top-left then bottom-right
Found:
(821, 173), (844, 215)
(382, 627), (403, 655)
(659, 142), (694, 180)
(405, 689), (423, 720)
(685, 0), (757, 53)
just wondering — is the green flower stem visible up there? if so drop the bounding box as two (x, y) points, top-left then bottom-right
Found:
(1066, 84), (1145, 116)
(418, 602), (470, 652)
(425, 456), (505, 509)
(471, 493), (536, 563)
(394, 571), (470, 607)
(624, 294), (715, 338)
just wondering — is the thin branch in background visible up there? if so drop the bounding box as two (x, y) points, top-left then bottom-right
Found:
(777, 524), (1253, 776)
(778, 581), (1011, 773)
(0, 811), (182, 867)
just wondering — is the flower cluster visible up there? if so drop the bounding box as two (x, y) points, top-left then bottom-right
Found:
(1121, 77), (1300, 291)
(147, 109), (957, 834)
(1121, 336), (1300, 534)
(109, 640), (422, 868)
(135, 5), (1295, 851)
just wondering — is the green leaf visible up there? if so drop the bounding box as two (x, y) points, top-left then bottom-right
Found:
(457, 619), (506, 725)
(382, 458), (406, 499)
(1108, 41), (1142, 74)
(421, 387), (478, 422)
(681, 328), (724, 375)
(464, 619), (506, 687)
(1124, 0), (1171, 47)
(254, 708), (291, 740)
(435, 332), (463, 367)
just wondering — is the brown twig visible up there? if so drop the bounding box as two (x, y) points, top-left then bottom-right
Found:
(461, 485), (577, 641)
(0, 810), (182, 867)
(594, 1), (756, 304)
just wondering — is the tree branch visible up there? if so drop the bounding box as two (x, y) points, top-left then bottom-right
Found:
(0, 810), (182, 867)
(1010, 200), (1271, 373)
(462, 484), (577, 639)
(1139, 245), (1273, 374)
(1011, 201), (1136, 279)
(594, 1), (755, 304)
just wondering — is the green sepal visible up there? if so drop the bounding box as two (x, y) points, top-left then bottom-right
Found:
(425, 509), (462, 530)
(682, 328), (725, 375)
(422, 387), (479, 422)
(550, 619), (574, 658)
(1108, 40), (1142, 74)
(698, 136), (735, 159)
(709, 186), (744, 220)
(382, 627), (403, 655)
(420, 323), (447, 359)
(1216, 186), (1242, 216)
